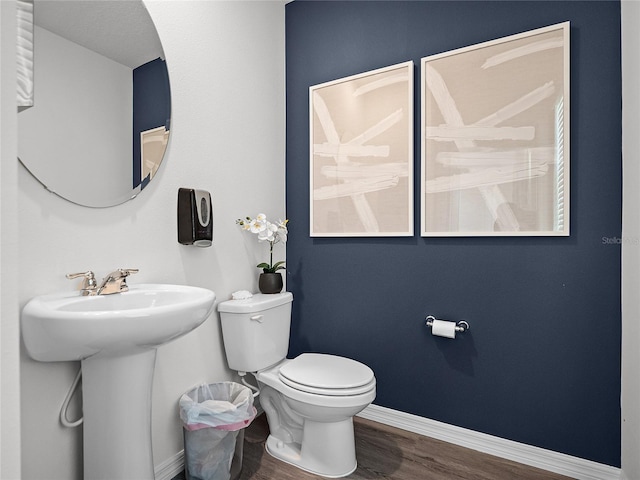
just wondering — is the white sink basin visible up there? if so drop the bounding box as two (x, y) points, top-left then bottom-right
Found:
(21, 283), (216, 479)
(22, 283), (215, 361)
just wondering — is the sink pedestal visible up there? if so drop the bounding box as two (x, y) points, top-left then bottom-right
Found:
(82, 349), (157, 479)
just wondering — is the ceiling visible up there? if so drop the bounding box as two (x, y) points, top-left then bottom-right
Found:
(34, 0), (164, 69)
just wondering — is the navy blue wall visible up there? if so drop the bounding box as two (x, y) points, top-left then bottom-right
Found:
(133, 58), (171, 189)
(285, 1), (621, 467)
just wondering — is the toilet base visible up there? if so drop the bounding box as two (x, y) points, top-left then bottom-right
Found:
(265, 418), (357, 478)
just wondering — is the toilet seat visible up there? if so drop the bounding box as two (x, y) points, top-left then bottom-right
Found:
(278, 353), (375, 396)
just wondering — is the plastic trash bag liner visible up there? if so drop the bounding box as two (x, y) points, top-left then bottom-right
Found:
(180, 382), (256, 431)
(180, 382), (257, 480)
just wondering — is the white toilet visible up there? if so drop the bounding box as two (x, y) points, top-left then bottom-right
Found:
(217, 292), (376, 478)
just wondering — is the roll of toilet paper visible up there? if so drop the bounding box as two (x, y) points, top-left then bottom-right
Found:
(431, 319), (456, 339)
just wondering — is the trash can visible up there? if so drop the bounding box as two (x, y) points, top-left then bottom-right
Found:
(179, 382), (257, 480)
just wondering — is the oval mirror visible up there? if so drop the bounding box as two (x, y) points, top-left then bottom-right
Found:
(18, 0), (171, 208)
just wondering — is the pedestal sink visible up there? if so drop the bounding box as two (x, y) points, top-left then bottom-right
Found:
(21, 284), (216, 480)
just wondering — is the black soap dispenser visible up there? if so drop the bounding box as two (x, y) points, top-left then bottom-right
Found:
(177, 188), (213, 247)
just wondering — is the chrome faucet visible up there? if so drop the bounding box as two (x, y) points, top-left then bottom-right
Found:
(96, 268), (139, 295)
(66, 268), (139, 296)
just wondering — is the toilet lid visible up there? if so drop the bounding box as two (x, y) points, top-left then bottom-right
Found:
(279, 353), (375, 396)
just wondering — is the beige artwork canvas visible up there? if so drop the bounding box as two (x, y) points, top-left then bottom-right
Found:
(141, 126), (169, 184)
(310, 61), (414, 237)
(421, 22), (570, 236)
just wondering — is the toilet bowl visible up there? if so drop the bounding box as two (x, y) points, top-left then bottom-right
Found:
(217, 293), (376, 478)
(257, 353), (376, 477)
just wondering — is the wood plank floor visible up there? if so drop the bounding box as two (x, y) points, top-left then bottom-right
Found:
(232, 414), (572, 480)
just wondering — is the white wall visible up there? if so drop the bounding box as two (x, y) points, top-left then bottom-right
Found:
(17, 1), (285, 478)
(1, 1), (23, 478)
(621, 1), (640, 478)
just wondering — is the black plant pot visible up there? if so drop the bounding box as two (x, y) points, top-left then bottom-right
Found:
(259, 273), (283, 294)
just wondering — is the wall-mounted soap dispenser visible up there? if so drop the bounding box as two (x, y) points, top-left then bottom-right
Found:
(177, 188), (213, 247)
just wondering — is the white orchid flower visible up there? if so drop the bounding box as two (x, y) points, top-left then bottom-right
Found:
(249, 218), (266, 234)
(237, 214), (289, 273)
(259, 222), (278, 242)
(258, 230), (275, 242)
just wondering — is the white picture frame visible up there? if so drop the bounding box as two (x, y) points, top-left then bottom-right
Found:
(140, 125), (169, 184)
(421, 22), (570, 237)
(310, 61), (414, 237)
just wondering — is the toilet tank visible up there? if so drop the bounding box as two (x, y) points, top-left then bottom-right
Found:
(217, 292), (292, 373)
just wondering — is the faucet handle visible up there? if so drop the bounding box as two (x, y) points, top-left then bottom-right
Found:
(66, 271), (97, 295)
(66, 270), (96, 283)
(119, 268), (139, 277)
(116, 269), (139, 290)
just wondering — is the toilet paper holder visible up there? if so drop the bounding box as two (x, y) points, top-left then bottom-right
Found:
(425, 315), (470, 333)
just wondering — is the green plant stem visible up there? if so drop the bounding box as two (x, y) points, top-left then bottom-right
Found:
(270, 241), (273, 269)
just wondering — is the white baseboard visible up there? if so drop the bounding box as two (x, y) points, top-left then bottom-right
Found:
(155, 450), (184, 480)
(358, 404), (621, 480)
(155, 404), (622, 480)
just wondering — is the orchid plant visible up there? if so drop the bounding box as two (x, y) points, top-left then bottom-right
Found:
(236, 214), (289, 274)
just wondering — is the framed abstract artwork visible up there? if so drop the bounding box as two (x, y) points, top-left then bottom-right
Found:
(140, 126), (169, 184)
(421, 22), (570, 236)
(310, 61), (414, 237)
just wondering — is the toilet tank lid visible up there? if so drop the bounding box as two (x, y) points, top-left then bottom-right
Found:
(217, 291), (293, 313)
